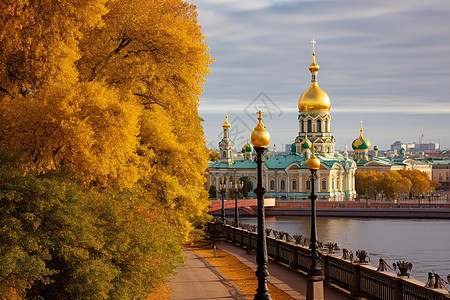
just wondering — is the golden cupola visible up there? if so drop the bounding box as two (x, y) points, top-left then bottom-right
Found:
(222, 112), (231, 129)
(298, 39), (331, 112)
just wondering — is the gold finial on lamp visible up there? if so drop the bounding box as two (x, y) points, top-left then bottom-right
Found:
(307, 142), (321, 170)
(251, 110), (270, 148)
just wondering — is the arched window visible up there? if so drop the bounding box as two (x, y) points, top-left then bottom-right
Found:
(280, 180), (285, 190)
(317, 120), (322, 132)
(270, 180), (275, 190)
(322, 178), (327, 190)
(301, 120), (304, 133)
(332, 179), (335, 189)
(292, 180), (297, 191)
(306, 180), (311, 190)
(307, 120), (312, 133)
(222, 150), (226, 158)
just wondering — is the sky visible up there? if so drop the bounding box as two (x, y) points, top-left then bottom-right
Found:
(192, 0), (450, 152)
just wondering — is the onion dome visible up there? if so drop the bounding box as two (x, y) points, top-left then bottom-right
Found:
(291, 142), (296, 153)
(399, 147), (406, 154)
(352, 121), (371, 150)
(242, 138), (253, 153)
(222, 112), (231, 129)
(373, 145), (379, 151)
(251, 110), (270, 147)
(309, 49), (320, 73)
(301, 136), (312, 150)
(298, 40), (331, 112)
(301, 126), (312, 150)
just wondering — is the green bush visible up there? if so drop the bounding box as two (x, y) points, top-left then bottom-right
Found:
(0, 151), (183, 299)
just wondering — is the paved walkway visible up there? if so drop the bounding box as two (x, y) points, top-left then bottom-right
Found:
(169, 249), (246, 299)
(215, 241), (351, 300)
(170, 241), (352, 300)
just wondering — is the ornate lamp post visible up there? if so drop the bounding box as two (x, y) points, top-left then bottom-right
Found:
(251, 110), (271, 300)
(306, 148), (324, 300)
(234, 180), (244, 225)
(219, 177), (227, 223)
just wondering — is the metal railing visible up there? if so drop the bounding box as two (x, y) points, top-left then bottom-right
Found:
(210, 223), (450, 300)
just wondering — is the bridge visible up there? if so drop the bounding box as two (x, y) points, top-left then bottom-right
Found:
(209, 198), (275, 215)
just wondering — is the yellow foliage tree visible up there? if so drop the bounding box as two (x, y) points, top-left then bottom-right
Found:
(0, 0), (212, 241)
(397, 169), (432, 196)
(139, 107), (210, 241)
(0, 0), (108, 96)
(0, 82), (141, 188)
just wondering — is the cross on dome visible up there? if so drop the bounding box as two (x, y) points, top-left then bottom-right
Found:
(257, 110), (263, 120)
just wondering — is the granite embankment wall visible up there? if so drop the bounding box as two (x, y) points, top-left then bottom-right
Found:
(266, 207), (450, 219)
(209, 199), (450, 218)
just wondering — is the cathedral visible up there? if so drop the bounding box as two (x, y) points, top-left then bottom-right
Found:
(207, 42), (357, 201)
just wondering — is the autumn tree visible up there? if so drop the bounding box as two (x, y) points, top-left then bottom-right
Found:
(0, 82), (142, 189)
(355, 169), (441, 202)
(0, 0), (107, 96)
(355, 170), (368, 198)
(397, 169), (432, 197)
(0, 0), (212, 297)
(0, 0), (211, 235)
(0, 150), (183, 299)
(209, 149), (220, 161)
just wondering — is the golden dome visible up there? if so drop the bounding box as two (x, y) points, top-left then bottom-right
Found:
(251, 110), (270, 148)
(298, 40), (331, 112)
(298, 82), (331, 112)
(222, 112), (231, 129)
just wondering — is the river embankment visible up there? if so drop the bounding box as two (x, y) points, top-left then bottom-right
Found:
(265, 207), (450, 219)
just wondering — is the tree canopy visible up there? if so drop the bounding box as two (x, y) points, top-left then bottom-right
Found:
(355, 169), (437, 201)
(0, 0), (211, 297)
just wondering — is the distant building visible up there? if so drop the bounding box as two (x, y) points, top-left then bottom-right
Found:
(431, 160), (450, 191)
(391, 141), (415, 152)
(390, 140), (440, 154)
(411, 142), (440, 153)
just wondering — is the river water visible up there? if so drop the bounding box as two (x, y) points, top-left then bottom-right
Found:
(238, 216), (450, 283)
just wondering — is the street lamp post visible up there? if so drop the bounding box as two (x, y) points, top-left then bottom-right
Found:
(219, 177), (227, 223)
(306, 149), (324, 300)
(234, 180), (244, 225)
(251, 110), (271, 300)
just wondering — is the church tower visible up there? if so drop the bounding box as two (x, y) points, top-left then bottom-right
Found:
(218, 113), (234, 164)
(294, 40), (335, 155)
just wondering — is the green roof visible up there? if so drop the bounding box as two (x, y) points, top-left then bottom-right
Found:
(209, 153), (355, 171)
(428, 160), (450, 166)
(264, 154), (305, 169)
(209, 160), (257, 169)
